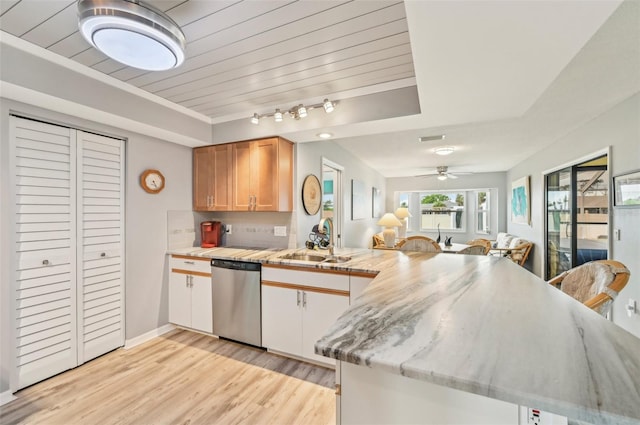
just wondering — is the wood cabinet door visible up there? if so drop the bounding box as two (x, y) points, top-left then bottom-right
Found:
(231, 141), (253, 211)
(193, 147), (212, 211)
(211, 144), (232, 211)
(169, 272), (191, 328)
(190, 274), (213, 333)
(252, 138), (279, 211)
(302, 290), (349, 365)
(261, 284), (302, 356)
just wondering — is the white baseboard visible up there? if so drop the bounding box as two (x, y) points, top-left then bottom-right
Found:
(124, 323), (175, 350)
(0, 390), (17, 406)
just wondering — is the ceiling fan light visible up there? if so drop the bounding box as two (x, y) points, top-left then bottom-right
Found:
(274, 109), (283, 122)
(437, 175), (448, 181)
(78, 0), (185, 71)
(434, 146), (455, 156)
(251, 113), (260, 125)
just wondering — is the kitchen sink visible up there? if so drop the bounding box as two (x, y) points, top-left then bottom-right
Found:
(279, 253), (327, 262)
(322, 256), (351, 263)
(278, 253), (352, 263)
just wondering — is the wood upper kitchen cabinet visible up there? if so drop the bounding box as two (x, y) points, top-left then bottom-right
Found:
(232, 137), (293, 211)
(193, 144), (232, 211)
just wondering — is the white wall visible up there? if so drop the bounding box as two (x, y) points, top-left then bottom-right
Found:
(296, 141), (387, 249)
(0, 98), (193, 393)
(386, 173), (508, 245)
(506, 93), (639, 338)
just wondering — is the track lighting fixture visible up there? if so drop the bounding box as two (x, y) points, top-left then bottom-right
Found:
(250, 98), (336, 124)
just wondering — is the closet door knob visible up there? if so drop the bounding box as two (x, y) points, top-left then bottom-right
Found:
(42, 259), (50, 265)
(100, 252), (106, 257)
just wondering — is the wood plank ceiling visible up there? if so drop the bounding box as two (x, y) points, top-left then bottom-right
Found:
(0, 0), (415, 121)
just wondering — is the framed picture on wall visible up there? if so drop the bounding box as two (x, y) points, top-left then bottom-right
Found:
(372, 187), (381, 218)
(351, 179), (367, 220)
(613, 169), (640, 207)
(511, 175), (531, 225)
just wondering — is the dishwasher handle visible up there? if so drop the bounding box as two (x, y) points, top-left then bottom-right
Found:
(211, 259), (261, 272)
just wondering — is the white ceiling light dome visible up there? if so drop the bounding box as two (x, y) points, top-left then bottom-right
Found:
(78, 0), (186, 71)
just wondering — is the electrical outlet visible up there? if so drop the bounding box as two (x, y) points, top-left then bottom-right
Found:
(528, 408), (541, 425)
(274, 226), (287, 237)
(225, 224), (232, 235)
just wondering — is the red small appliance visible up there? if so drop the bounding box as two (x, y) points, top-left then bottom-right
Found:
(201, 221), (223, 248)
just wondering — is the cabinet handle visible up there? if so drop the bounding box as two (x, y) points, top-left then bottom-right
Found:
(100, 252), (106, 257)
(303, 291), (307, 308)
(297, 290), (301, 307)
(186, 275), (190, 287)
(184, 261), (195, 265)
(42, 259), (50, 266)
(189, 275), (193, 287)
(253, 195), (257, 210)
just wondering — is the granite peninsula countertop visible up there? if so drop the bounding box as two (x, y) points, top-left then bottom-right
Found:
(168, 246), (640, 424)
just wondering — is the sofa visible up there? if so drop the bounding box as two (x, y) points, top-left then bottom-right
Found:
(490, 232), (533, 267)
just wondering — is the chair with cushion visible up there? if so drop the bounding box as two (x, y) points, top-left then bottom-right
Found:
(505, 238), (533, 267)
(397, 236), (442, 253)
(372, 233), (386, 248)
(457, 245), (487, 255)
(547, 260), (630, 316)
(466, 238), (491, 255)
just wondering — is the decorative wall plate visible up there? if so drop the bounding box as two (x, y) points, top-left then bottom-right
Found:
(302, 174), (322, 215)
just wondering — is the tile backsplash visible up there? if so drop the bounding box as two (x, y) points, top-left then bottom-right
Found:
(168, 210), (296, 249)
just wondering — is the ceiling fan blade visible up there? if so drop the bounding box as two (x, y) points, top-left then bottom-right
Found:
(447, 173), (458, 179)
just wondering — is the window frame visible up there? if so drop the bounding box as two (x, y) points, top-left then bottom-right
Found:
(418, 191), (467, 233)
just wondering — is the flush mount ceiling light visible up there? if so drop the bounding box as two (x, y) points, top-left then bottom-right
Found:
(434, 146), (455, 156)
(251, 99), (336, 124)
(78, 0), (186, 71)
(418, 134), (446, 143)
(317, 132), (333, 139)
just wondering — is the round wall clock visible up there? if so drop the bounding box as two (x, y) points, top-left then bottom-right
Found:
(302, 174), (322, 215)
(140, 169), (165, 194)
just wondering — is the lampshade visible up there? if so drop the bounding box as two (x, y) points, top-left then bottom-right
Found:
(377, 213), (402, 227)
(394, 207), (412, 219)
(78, 0), (186, 71)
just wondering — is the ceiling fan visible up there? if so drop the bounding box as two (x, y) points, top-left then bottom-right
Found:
(416, 166), (472, 180)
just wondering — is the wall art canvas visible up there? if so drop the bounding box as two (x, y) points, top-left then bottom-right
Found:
(511, 175), (531, 225)
(613, 169), (640, 207)
(372, 187), (381, 218)
(351, 179), (367, 220)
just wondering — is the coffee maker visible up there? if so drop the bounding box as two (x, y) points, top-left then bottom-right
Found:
(200, 221), (223, 248)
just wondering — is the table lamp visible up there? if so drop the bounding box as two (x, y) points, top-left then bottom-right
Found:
(377, 213), (402, 248)
(394, 207), (411, 239)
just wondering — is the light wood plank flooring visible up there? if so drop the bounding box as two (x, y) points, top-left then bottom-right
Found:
(1, 329), (336, 425)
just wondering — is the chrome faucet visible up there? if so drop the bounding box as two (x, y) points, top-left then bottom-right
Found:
(318, 217), (334, 256)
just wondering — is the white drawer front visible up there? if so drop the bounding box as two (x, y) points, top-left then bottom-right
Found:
(262, 266), (349, 291)
(170, 255), (211, 274)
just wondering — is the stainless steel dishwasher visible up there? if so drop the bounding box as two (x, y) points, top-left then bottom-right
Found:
(210, 259), (262, 347)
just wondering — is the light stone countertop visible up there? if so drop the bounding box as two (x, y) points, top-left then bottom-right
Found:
(167, 246), (640, 424)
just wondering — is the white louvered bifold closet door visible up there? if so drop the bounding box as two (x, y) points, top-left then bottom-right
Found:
(10, 117), (125, 391)
(77, 131), (125, 363)
(11, 117), (78, 390)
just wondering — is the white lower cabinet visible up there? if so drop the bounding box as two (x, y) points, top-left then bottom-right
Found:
(262, 265), (350, 366)
(169, 255), (212, 334)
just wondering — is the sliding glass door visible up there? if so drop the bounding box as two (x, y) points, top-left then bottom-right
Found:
(545, 155), (608, 279)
